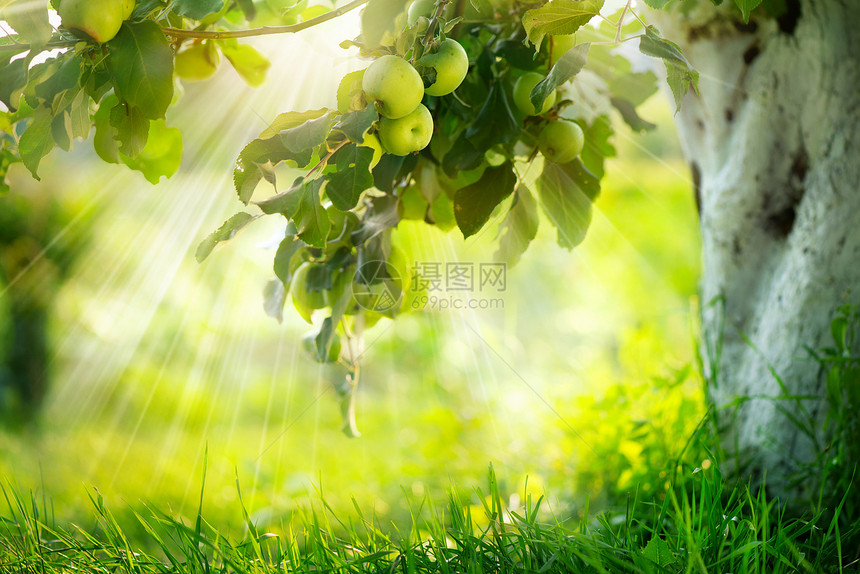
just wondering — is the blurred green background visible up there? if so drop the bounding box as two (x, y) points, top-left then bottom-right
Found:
(0, 18), (703, 543)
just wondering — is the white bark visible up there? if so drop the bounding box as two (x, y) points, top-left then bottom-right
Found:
(654, 0), (860, 498)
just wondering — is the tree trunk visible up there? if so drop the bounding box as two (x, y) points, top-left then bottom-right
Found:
(0, 302), (49, 424)
(654, 0), (860, 501)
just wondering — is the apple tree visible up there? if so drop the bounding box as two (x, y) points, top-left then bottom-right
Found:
(1, 0), (857, 506)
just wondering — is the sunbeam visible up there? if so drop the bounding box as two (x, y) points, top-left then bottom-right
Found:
(0, 4), (702, 537)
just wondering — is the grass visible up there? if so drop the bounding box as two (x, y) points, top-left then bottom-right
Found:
(1, 456), (857, 573)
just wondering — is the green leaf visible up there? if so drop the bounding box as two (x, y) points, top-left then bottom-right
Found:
(360, 0), (409, 47)
(494, 38), (544, 71)
(196, 212), (258, 262)
(610, 97), (656, 132)
(642, 537), (676, 568)
(495, 186), (539, 266)
(234, 138), (294, 203)
(172, 0), (225, 20)
(522, 0), (604, 51)
(531, 43), (589, 114)
(33, 53), (81, 110)
(108, 21), (174, 119)
(110, 103), (149, 157)
(0, 148), (14, 195)
(465, 82), (519, 153)
(256, 178), (331, 247)
(263, 277), (287, 323)
(665, 65), (699, 113)
(831, 316), (848, 352)
(273, 237), (303, 285)
(734, 0), (762, 22)
(535, 158), (600, 249)
(336, 68), (367, 113)
(292, 181), (331, 248)
(639, 27), (698, 112)
(219, 39), (271, 87)
(0, 56), (28, 111)
(0, 0), (52, 48)
(69, 89), (91, 140)
(442, 134), (484, 178)
(17, 106), (54, 179)
(371, 153), (418, 193)
(279, 113), (332, 153)
(325, 144), (375, 211)
(234, 110), (330, 203)
(255, 177), (305, 216)
(93, 94), (120, 163)
(259, 108), (329, 139)
(120, 119), (183, 184)
(578, 115), (614, 179)
(642, 0), (672, 8)
(51, 110), (71, 151)
(638, 26), (691, 71)
(454, 161), (517, 239)
(334, 104), (378, 143)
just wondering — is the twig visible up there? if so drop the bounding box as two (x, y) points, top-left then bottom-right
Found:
(615, 0), (632, 44)
(421, 0), (452, 46)
(0, 0), (369, 52)
(161, 0), (370, 39)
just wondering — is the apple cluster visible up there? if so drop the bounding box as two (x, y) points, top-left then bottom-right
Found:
(55, 0), (135, 44)
(361, 31), (468, 156)
(512, 72), (585, 164)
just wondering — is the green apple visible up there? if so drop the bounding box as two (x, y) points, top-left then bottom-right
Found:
(291, 262), (327, 323)
(513, 72), (556, 116)
(417, 38), (469, 97)
(377, 103), (433, 156)
(353, 279), (403, 317)
(362, 55), (424, 119)
(538, 120), (585, 164)
(122, 0), (135, 19)
(175, 43), (220, 81)
(407, 0), (436, 25)
(93, 124), (119, 164)
(57, 0), (124, 43)
(549, 34), (576, 61)
(351, 247), (409, 317)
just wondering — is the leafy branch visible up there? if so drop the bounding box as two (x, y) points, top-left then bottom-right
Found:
(421, 0), (453, 46)
(0, 0), (370, 53)
(161, 0), (370, 40)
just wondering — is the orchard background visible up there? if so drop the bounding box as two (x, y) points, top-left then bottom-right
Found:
(0, 0), (856, 568)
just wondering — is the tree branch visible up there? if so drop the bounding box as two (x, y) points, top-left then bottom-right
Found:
(161, 0), (369, 40)
(0, 0), (369, 52)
